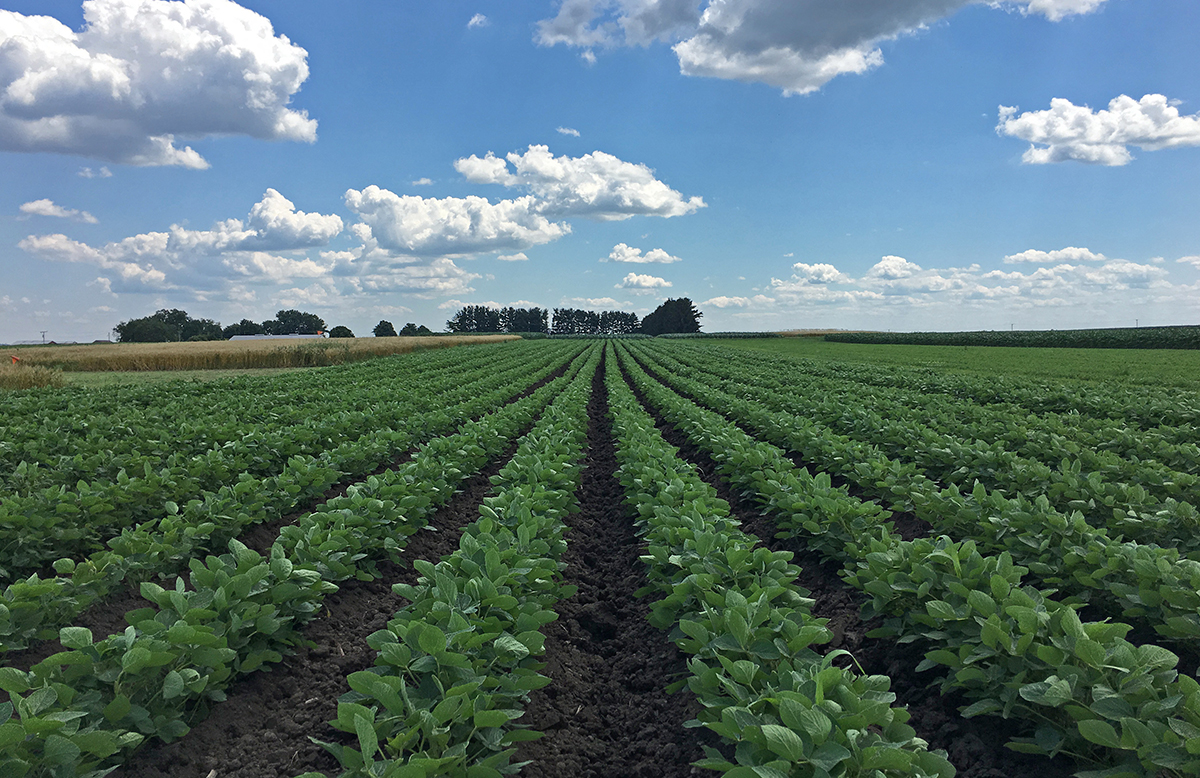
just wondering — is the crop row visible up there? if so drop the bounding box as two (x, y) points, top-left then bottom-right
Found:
(736, 341), (1200, 433)
(644, 342), (1200, 509)
(0, 341), (533, 493)
(605, 348), (953, 777)
(645, 341), (1200, 478)
(0, 342), (582, 581)
(0, 344), (587, 654)
(617, 342), (1200, 777)
(824, 326), (1200, 351)
(0, 347), (593, 777)
(629, 343), (1200, 647)
(300, 343), (600, 777)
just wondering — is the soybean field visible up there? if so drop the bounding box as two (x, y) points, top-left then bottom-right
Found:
(2, 338), (1199, 778)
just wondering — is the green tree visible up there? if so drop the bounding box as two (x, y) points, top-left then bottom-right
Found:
(446, 306), (501, 333)
(399, 322), (419, 336)
(328, 325), (354, 338)
(265, 309), (325, 335)
(374, 320), (398, 337)
(222, 319), (264, 338)
(640, 297), (702, 336)
(115, 309), (224, 342)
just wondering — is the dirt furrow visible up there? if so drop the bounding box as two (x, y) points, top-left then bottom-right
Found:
(516, 351), (711, 778)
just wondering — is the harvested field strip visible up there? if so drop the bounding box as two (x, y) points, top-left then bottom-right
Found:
(518, 348), (710, 778)
(9, 335), (519, 372)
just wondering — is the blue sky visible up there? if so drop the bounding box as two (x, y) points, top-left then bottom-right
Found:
(2, 0), (1198, 341)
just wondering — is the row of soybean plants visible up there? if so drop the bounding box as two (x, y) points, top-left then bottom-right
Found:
(649, 342), (1200, 509)
(0, 340), (579, 581)
(0, 343), (598, 778)
(605, 349), (953, 777)
(772, 347), (1200, 435)
(617, 342), (1200, 777)
(635, 341), (1200, 553)
(296, 344), (602, 778)
(629, 342), (1200, 649)
(0, 342), (587, 654)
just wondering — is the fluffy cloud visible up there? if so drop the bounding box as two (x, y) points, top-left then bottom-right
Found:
(496, 252), (529, 261)
(18, 189), (342, 293)
(557, 126), (581, 137)
(615, 271), (672, 292)
(454, 145), (705, 220)
(18, 232), (169, 288)
(345, 185), (570, 257)
(997, 95), (1200, 166)
(702, 294), (776, 308)
(468, 13), (489, 28)
(353, 259), (480, 298)
(19, 198), (97, 223)
(788, 262), (851, 283)
(0, 0), (315, 168)
(77, 166), (111, 178)
(604, 243), (682, 263)
(1004, 246), (1107, 264)
(411, 177), (434, 186)
(1177, 256), (1200, 269)
(864, 255), (922, 279)
(536, 1), (1106, 95)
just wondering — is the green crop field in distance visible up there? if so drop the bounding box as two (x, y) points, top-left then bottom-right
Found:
(705, 336), (1200, 389)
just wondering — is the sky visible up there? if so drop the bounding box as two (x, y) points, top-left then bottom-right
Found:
(1, 0), (1198, 342)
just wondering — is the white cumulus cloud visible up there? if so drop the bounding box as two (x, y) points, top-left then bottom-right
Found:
(865, 255), (922, 279)
(496, 252), (529, 261)
(0, 0), (315, 168)
(535, 1), (1107, 95)
(468, 13), (489, 28)
(702, 294), (775, 308)
(997, 95), (1200, 166)
(556, 126), (581, 136)
(19, 198), (97, 223)
(454, 145), (705, 220)
(1004, 246), (1107, 264)
(616, 271), (672, 293)
(604, 242), (682, 263)
(345, 185), (570, 257)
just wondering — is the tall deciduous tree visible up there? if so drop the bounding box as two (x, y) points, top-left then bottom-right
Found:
(640, 298), (702, 335)
(374, 320), (398, 337)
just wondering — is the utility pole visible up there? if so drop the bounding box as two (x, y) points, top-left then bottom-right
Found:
(39, 330), (47, 344)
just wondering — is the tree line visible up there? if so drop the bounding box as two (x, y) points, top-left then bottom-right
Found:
(114, 309), (352, 342)
(444, 298), (701, 335)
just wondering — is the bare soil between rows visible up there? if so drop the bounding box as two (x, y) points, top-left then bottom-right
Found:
(516, 351), (714, 778)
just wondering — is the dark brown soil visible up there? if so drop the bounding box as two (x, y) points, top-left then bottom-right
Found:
(517, 351), (714, 778)
(111, 450), (516, 778)
(621, 359), (1077, 778)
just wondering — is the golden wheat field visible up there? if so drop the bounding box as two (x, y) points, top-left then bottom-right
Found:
(4, 335), (518, 374)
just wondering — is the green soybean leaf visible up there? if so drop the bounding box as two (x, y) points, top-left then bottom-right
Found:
(1078, 720), (1121, 749)
(761, 724), (806, 761)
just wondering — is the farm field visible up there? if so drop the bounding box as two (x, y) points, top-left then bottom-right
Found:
(715, 336), (1200, 389)
(5, 335), (518, 373)
(2, 339), (1199, 778)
